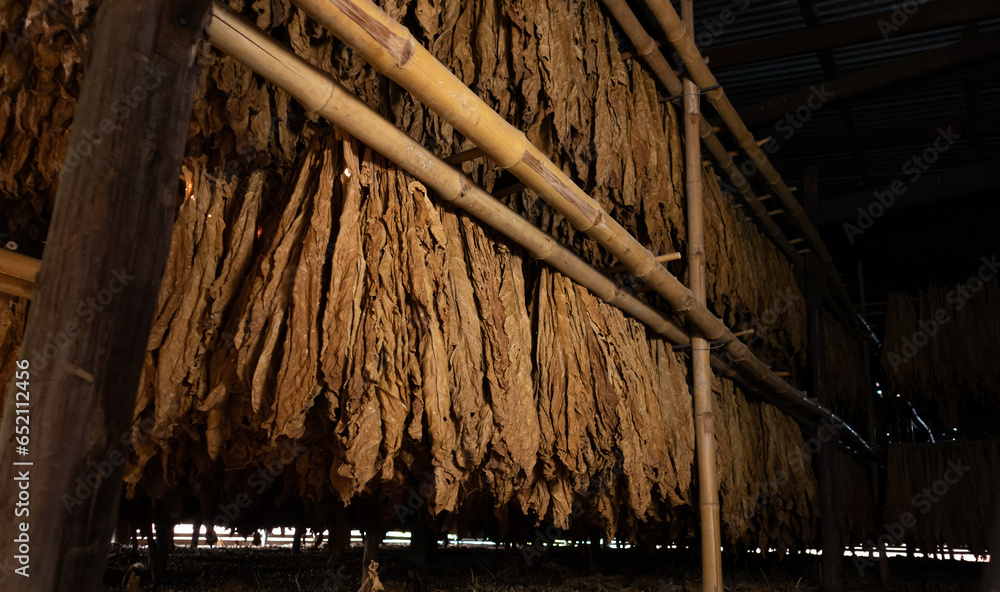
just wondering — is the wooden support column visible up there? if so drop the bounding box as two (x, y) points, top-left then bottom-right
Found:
(683, 2), (722, 590)
(0, 1), (210, 590)
(857, 261), (890, 583)
(804, 168), (841, 591)
(984, 504), (1000, 591)
(807, 251), (842, 592)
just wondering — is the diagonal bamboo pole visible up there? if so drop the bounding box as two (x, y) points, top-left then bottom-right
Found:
(206, 3), (876, 458)
(641, 0), (874, 342)
(682, 0), (723, 587)
(283, 0), (874, 456)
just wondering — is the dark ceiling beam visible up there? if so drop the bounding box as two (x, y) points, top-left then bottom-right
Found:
(963, 22), (984, 164)
(705, 0), (1000, 69)
(737, 34), (1000, 127)
(811, 160), (1000, 225)
(795, 0), (874, 187)
(777, 116), (1000, 157)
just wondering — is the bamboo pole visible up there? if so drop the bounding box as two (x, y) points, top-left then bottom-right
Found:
(640, 0), (874, 341)
(0, 272), (33, 300)
(0, 249), (40, 283)
(283, 0), (874, 456)
(604, 252), (680, 274)
(595, 0), (803, 267)
(0, 249), (39, 299)
(682, 0), (723, 586)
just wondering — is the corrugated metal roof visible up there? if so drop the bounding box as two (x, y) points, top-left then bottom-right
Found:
(656, 0), (1000, 204)
(614, 0), (1000, 297)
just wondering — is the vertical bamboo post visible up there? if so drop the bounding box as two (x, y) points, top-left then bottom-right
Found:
(0, 1), (210, 590)
(683, 2), (722, 590)
(806, 249), (843, 592)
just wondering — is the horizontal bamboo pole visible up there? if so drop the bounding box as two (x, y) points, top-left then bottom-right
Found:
(641, 0), (873, 340)
(604, 252), (681, 274)
(281, 0), (873, 455)
(0, 250), (39, 299)
(0, 249), (40, 283)
(0, 272), (33, 300)
(595, 0), (803, 267)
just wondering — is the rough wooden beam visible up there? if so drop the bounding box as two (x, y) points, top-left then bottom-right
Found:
(705, 0), (1000, 69)
(0, 1), (210, 590)
(738, 34), (1000, 127)
(811, 161), (1000, 226)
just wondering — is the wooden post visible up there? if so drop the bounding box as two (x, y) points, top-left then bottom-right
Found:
(984, 502), (1000, 591)
(683, 2), (723, 590)
(0, 1), (210, 590)
(857, 261), (890, 583)
(807, 251), (842, 592)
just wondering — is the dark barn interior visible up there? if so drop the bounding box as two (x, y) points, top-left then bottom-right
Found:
(0, 0), (998, 591)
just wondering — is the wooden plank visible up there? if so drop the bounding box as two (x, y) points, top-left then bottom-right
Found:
(737, 34), (1000, 126)
(811, 161), (1000, 225)
(0, 1), (210, 590)
(705, 0), (1000, 69)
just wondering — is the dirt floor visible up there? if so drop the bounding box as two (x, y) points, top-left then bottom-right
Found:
(101, 543), (988, 592)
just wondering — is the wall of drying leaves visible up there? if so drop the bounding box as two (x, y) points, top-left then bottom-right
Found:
(882, 279), (999, 429)
(0, 0), (875, 549)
